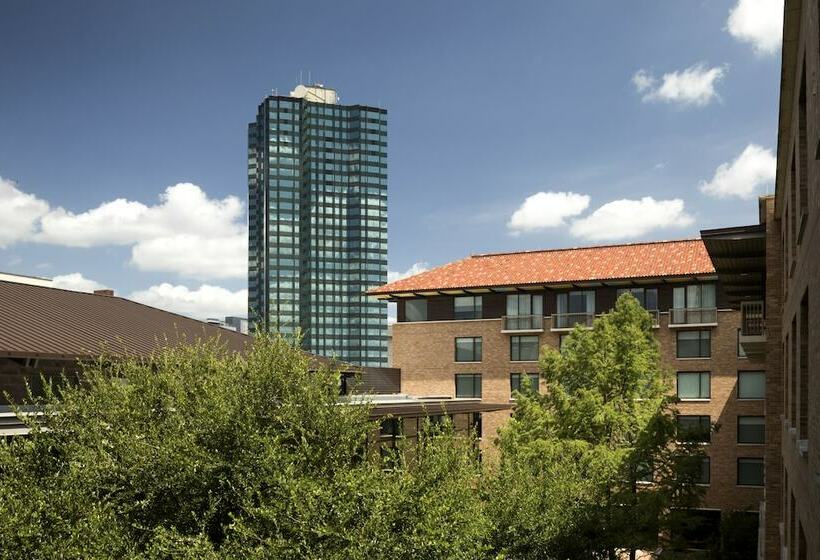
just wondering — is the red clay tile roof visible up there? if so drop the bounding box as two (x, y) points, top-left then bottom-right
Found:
(370, 239), (715, 295)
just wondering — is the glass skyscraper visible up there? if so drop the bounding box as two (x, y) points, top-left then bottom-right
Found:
(248, 84), (388, 366)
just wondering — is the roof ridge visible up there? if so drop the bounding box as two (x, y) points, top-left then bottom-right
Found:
(470, 238), (703, 258)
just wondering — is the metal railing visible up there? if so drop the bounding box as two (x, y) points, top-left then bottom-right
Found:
(551, 312), (595, 330)
(740, 301), (765, 336)
(502, 315), (543, 332)
(668, 307), (718, 326)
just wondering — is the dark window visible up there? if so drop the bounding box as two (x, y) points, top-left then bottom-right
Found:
(454, 296), (482, 320)
(737, 416), (765, 444)
(673, 509), (721, 550)
(510, 372), (540, 397)
(671, 285), (717, 324)
(339, 372), (356, 396)
(455, 337), (482, 362)
(511, 335), (540, 361)
(556, 290), (595, 328)
(699, 457), (710, 485)
(737, 371), (765, 399)
(677, 372), (710, 399)
(559, 333), (570, 352)
(455, 374), (481, 398)
(677, 415), (711, 443)
(677, 330), (711, 358)
(737, 458), (764, 486)
(617, 287), (658, 310)
(636, 461), (654, 483)
(405, 299), (427, 322)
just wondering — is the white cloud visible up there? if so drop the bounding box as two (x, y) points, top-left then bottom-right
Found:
(570, 197), (694, 241)
(727, 0), (784, 55)
(507, 191), (591, 234)
(128, 283), (247, 321)
(0, 177), (50, 248)
(634, 64), (726, 107)
(699, 144), (776, 199)
(36, 183), (247, 279)
(0, 178), (247, 280)
(52, 272), (108, 293)
(388, 262), (429, 284)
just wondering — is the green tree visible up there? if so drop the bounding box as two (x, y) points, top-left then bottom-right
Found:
(0, 334), (489, 559)
(489, 294), (705, 559)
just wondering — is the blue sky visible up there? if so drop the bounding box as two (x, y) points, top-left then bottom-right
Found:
(0, 0), (783, 318)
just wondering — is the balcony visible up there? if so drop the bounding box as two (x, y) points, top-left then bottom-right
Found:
(739, 300), (766, 359)
(551, 312), (594, 331)
(502, 315), (544, 333)
(668, 307), (718, 328)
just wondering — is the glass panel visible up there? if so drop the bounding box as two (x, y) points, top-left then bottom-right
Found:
(456, 374), (481, 398)
(454, 296), (481, 320)
(677, 372), (702, 399)
(738, 416), (765, 444)
(700, 457), (711, 484)
(687, 285), (701, 309)
(738, 371), (765, 399)
(556, 293), (567, 315)
(455, 338), (478, 362)
(645, 289), (658, 310)
(737, 458), (764, 486)
(673, 287), (685, 309)
(506, 294), (518, 316)
(405, 299), (427, 322)
(532, 295), (543, 316)
(702, 285), (716, 308)
(677, 415), (711, 442)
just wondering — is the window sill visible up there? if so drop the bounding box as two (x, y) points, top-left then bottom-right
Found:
(737, 398), (765, 402)
(737, 442), (765, 446)
(454, 361), (482, 364)
(676, 357), (711, 361)
(679, 398), (711, 402)
(736, 484), (764, 489)
(510, 360), (539, 363)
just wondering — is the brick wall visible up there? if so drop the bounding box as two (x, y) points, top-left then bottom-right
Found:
(393, 310), (765, 513)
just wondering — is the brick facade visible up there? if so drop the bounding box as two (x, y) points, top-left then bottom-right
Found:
(392, 305), (765, 513)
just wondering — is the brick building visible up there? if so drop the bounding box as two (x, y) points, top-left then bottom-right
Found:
(702, 0), (820, 557)
(370, 239), (767, 521)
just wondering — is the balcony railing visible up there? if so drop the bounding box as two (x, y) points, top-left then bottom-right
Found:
(741, 301), (765, 336)
(551, 312), (595, 331)
(668, 307), (718, 327)
(502, 315), (544, 332)
(646, 309), (660, 328)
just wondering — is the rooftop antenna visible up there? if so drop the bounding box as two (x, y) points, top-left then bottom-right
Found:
(299, 69), (303, 84)
(308, 70), (312, 84)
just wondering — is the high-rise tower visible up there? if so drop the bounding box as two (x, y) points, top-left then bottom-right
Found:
(248, 84), (388, 366)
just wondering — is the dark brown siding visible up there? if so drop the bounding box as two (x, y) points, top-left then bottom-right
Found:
(397, 299), (405, 322)
(427, 296), (453, 321)
(483, 293), (505, 318)
(359, 367), (401, 394)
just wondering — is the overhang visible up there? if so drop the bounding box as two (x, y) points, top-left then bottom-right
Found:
(700, 224), (766, 307)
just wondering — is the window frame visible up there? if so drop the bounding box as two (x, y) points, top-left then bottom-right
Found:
(455, 373), (482, 399)
(454, 337), (482, 363)
(737, 415), (765, 444)
(454, 295), (483, 320)
(506, 293), (543, 317)
(510, 335), (540, 362)
(676, 330), (712, 359)
(737, 458), (764, 487)
(405, 298), (428, 322)
(677, 415), (711, 443)
(677, 371), (711, 400)
(737, 371), (765, 400)
(510, 372), (540, 397)
(616, 287), (658, 310)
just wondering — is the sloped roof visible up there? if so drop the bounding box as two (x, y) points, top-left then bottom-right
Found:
(370, 239), (715, 296)
(0, 280), (250, 359)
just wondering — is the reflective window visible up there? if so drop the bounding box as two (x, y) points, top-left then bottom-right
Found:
(677, 415), (711, 443)
(511, 335), (540, 362)
(454, 296), (483, 320)
(677, 330), (711, 358)
(737, 416), (765, 444)
(455, 374), (482, 398)
(506, 294), (543, 316)
(405, 299), (427, 322)
(677, 372), (710, 399)
(738, 371), (764, 399)
(455, 337), (482, 362)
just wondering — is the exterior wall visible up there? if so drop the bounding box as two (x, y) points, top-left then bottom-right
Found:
(775, 1), (820, 557)
(392, 306), (765, 513)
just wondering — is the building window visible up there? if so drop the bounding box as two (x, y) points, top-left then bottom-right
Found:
(405, 299), (427, 322)
(454, 296), (482, 320)
(555, 290), (595, 328)
(455, 374), (482, 398)
(510, 372), (540, 397)
(455, 337), (482, 362)
(677, 330), (711, 358)
(699, 457), (711, 485)
(677, 415), (711, 443)
(559, 334), (570, 352)
(737, 458), (764, 486)
(672, 284), (716, 324)
(737, 328), (747, 358)
(617, 287), (658, 310)
(511, 335), (540, 362)
(737, 416), (765, 444)
(636, 461), (654, 484)
(737, 371), (765, 399)
(506, 293), (543, 316)
(677, 372), (710, 400)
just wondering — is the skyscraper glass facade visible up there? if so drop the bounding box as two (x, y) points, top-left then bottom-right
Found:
(248, 85), (388, 366)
